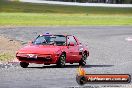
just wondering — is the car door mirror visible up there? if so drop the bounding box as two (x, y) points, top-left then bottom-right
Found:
(68, 42), (74, 46)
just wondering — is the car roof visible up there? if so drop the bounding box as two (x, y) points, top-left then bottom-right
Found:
(40, 33), (72, 37)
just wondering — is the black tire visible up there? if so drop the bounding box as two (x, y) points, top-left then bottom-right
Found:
(20, 62), (29, 68)
(79, 53), (87, 66)
(57, 53), (66, 68)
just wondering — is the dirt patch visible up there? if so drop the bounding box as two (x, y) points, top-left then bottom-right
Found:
(0, 36), (22, 62)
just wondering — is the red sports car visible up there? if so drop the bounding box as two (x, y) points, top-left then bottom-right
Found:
(16, 34), (89, 68)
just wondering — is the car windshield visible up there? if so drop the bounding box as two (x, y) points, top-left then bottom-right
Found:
(33, 35), (66, 46)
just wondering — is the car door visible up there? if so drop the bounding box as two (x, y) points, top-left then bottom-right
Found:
(67, 36), (80, 62)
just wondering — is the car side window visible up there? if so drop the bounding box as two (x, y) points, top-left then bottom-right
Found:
(67, 36), (77, 45)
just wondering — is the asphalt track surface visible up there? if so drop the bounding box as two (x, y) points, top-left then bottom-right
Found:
(0, 26), (132, 88)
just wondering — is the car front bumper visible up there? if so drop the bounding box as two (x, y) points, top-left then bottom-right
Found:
(16, 53), (59, 64)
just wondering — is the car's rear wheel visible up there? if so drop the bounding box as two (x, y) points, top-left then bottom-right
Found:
(20, 62), (29, 68)
(57, 53), (66, 68)
(79, 53), (87, 66)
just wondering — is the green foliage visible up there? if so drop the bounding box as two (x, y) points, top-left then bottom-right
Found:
(123, 0), (132, 3)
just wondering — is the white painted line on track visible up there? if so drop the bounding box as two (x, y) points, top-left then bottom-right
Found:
(20, 0), (132, 8)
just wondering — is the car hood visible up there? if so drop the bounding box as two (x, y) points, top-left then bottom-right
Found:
(17, 45), (61, 54)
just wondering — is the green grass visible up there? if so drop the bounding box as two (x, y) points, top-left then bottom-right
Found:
(0, 53), (14, 61)
(0, 0), (132, 26)
(0, 13), (132, 26)
(0, 0), (132, 14)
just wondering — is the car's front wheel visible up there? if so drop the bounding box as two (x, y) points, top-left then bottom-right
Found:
(57, 53), (66, 68)
(20, 62), (29, 68)
(79, 53), (87, 66)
